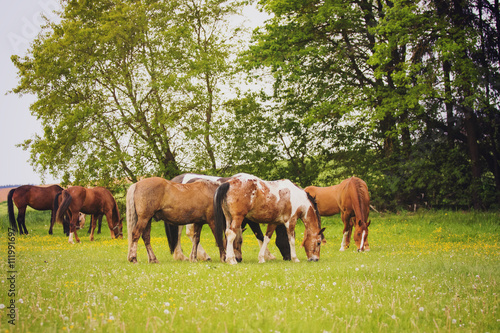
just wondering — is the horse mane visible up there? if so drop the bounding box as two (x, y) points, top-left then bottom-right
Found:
(306, 192), (322, 229)
(350, 177), (369, 224)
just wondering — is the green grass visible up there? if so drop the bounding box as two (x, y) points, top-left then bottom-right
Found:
(0, 202), (498, 332)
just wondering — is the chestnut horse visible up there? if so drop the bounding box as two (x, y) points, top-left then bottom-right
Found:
(49, 193), (87, 235)
(126, 177), (225, 263)
(8, 185), (64, 235)
(55, 186), (123, 244)
(168, 173), (291, 262)
(305, 177), (370, 252)
(214, 173), (325, 265)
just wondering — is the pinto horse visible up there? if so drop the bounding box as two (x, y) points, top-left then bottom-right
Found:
(214, 173), (325, 265)
(8, 185), (64, 235)
(168, 173), (291, 262)
(126, 177), (225, 263)
(55, 186), (123, 244)
(305, 177), (371, 252)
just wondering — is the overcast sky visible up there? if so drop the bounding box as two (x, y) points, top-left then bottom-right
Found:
(0, 1), (267, 186)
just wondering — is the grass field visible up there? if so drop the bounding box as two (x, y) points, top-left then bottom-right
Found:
(0, 203), (498, 332)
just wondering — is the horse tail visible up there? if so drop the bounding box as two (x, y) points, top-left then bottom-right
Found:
(7, 189), (18, 233)
(164, 223), (178, 254)
(214, 182), (230, 251)
(56, 191), (72, 224)
(349, 178), (368, 226)
(52, 192), (61, 221)
(126, 183), (138, 256)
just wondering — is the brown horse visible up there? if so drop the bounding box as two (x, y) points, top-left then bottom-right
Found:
(55, 186), (123, 244)
(305, 177), (371, 252)
(8, 185), (64, 235)
(50, 192), (87, 234)
(168, 173), (291, 262)
(214, 173), (325, 264)
(126, 177), (225, 264)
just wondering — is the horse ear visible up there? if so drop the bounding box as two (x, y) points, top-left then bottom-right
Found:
(319, 227), (326, 236)
(242, 227), (247, 233)
(367, 220), (371, 227)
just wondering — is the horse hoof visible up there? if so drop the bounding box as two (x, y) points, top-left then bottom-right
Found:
(226, 257), (238, 265)
(149, 259), (159, 264)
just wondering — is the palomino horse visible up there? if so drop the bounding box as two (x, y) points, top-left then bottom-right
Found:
(126, 177), (225, 263)
(55, 186), (123, 244)
(305, 177), (371, 252)
(214, 173), (325, 265)
(8, 185), (64, 235)
(168, 173), (291, 261)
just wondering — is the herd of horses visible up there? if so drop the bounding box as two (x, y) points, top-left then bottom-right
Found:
(7, 173), (371, 264)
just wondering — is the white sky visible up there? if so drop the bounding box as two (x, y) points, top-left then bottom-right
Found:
(0, 1), (268, 186)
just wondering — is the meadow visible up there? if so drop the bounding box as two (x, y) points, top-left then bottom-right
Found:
(0, 203), (498, 332)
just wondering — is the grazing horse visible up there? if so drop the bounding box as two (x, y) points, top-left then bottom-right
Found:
(126, 177), (225, 263)
(305, 177), (371, 252)
(55, 186), (123, 244)
(214, 173), (325, 265)
(168, 173), (291, 261)
(8, 185), (64, 235)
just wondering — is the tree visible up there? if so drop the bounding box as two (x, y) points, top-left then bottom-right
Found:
(243, 0), (499, 208)
(11, 0), (244, 186)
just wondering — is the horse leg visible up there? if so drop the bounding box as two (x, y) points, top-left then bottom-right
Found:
(104, 210), (116, 239)
(186, 223), (211, 261)
(128, 217), (149, 264)
(339, 211), (350, 251)
(247, 220), (276, 261)
(345, 216), (355, 249)
(285, 224), (300, 263)
(97, 215), (103, 234)
(258, 224), (277, 263)
(189, 223), (203, 263)
(142, 220), (159, 263)
(68, 214), (81, 244)
(225, 216), (243, 265)
(89, 215), (98, 241)
(17, 206), (27, 235)
(172, 225), (189, 261)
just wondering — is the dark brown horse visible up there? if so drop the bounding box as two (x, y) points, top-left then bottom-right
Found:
(214, 173), (325, 264)
(8, 185), (64, 235)
(55, 186), (123, 244)
(126, 177), (225, 263)
(168, 173), (291, 262)
(305, 177), (371, 252)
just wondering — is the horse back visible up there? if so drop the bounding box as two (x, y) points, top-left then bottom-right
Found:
(305, 185), (341, 216)
(15, 185), (63, 211)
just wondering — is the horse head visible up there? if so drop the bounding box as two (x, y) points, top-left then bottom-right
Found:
(353, 219), (370, 252)
(302, 227), (326, 261)
(301, 193), (326, 261)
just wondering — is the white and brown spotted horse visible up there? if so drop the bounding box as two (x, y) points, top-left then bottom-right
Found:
(214, 173), (325, 265)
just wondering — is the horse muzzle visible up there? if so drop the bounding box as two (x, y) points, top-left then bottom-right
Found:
(308, 256), (319, 262)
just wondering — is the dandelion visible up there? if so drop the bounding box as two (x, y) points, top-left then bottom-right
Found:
(0, 304), (4, 309)
(109, 315), (115, 321)
(113, 296), (118, 301)
(391, 314), (396, 320)
(452, 319), (457, 324)
(164, 309), (170, 314)
(333, 282), (337, 286)
(419, 307), (424, 312)
(164, 302), (170, 307)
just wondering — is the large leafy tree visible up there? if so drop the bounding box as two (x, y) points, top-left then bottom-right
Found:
(11, 0), (243, 186)
(243, 0), (499, 208)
